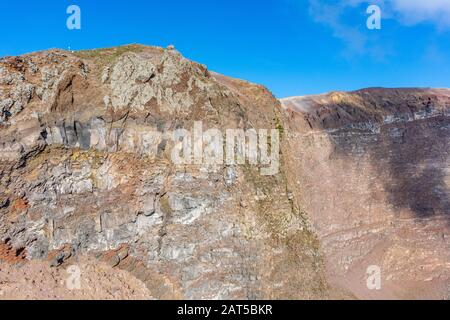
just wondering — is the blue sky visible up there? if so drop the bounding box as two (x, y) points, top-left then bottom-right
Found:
(1, 0), (449, 98)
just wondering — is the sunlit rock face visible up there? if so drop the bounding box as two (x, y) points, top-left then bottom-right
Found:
(281, 89), (450, 299)
(1, 44), (448, 300)
(0, 45), (329, 299)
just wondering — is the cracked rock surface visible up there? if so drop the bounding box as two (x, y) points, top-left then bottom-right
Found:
(282, 89), (450, 299)
(1, 45), (448, 300)
(0, 45), (329, 299)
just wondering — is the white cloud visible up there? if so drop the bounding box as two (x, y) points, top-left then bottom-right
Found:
(303, 0), (450, 57)
(308, 0), (366, 55)
(391, 0), (450, 29)
(314, 0), (450, 29)
(306, 0), (387, 58)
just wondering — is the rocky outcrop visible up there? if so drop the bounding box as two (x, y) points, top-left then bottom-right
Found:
(0, 45), (329, 299)
(281, 89), (450, 299)
(1, 45), (448, 300)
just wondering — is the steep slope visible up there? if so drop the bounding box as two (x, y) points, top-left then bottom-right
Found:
(281, 89), (450, 299)
(0, 45), (330, 299)
(2, 45), (448, 300)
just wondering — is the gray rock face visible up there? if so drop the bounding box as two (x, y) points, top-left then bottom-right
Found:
(282, 88), (450, 299)
(3, 47), (448, 300)
(107, 50), (214, 114)
(0, 64), (34, 124)
(0, 45), (328, 299)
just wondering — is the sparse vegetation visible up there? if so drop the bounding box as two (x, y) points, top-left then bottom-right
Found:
(240, 161), (330, 298)
(74, 44), (150, 69)
(274, 116), (284, 140)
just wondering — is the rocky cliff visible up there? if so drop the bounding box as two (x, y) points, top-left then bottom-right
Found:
(0, 45), (448, 299)
(282, 89), (450, 299)
(0, 45), (329, 299)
